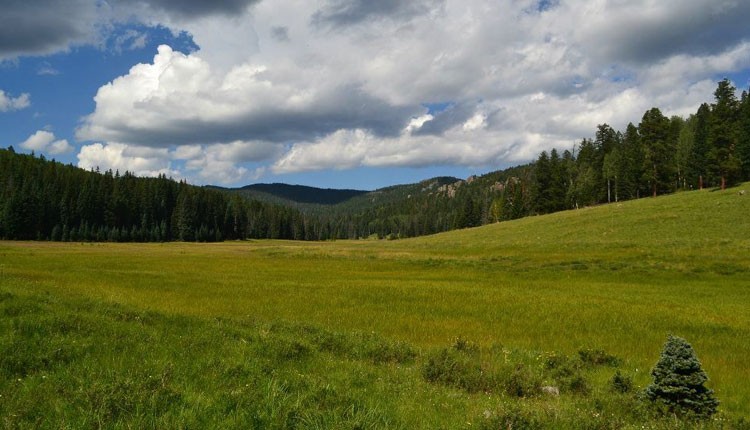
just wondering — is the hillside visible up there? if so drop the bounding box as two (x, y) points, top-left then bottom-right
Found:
(215, 183), (369, 206)
(219, 165), (533, 238)
(2, 183), (749, 427)
(218, 176), (463, 211)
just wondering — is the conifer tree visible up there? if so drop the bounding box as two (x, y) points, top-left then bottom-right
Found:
(645, 335), (718, 418)
(639, 108), (674, 197)
(708, 79), (741, 189)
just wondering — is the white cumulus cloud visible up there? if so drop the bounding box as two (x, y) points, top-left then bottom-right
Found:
(77, 142), (179, 177)
(0, 90), (30, 112)
(20, 130), (73, 155)
(47, 0), (750, 184)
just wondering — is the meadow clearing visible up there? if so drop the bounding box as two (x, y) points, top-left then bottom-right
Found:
(1, 185), (749, 428)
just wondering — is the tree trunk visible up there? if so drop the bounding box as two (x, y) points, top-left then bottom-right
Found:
(614, 176), (619, 203)
(721, 176), (726, 190)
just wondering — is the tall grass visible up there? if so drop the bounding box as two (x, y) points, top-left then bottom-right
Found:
(1, 184), (749, 424)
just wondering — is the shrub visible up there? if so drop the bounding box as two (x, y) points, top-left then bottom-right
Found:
(578, 348), (621, 367)
(610, 370), (633, 393)
(504, 364), (540, 397)
(564, 374), (591, 396)
(451, 337), (480, 356)
(644, 335), (719, 418)
(421, 347), (486, 393)
(544, 353), (569, 371)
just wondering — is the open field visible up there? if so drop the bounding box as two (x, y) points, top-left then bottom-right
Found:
(1, 185), (749, 427)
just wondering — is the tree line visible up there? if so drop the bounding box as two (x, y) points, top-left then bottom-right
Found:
(0, 148), (320, 242)
(528, 79), (750, 215)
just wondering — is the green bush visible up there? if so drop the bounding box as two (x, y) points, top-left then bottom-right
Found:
(578, 348), (621, 367)
(504, 364), (541, 397)
(610, 370), (633, 393)
(421, 347), (487, 393)
(451, 337), (480, 356)
(645, 335), (719, 418)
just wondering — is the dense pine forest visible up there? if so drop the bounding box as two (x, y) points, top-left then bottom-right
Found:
(0, 149), (311, 242)
(2, 79), (749, 242)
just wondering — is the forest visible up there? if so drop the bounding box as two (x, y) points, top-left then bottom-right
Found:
(1, 79), (749, 242)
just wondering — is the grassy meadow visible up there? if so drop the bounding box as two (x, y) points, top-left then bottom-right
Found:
(1, 184), (749, 428)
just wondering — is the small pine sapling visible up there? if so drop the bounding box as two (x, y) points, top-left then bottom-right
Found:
(645, 335), (719, 418)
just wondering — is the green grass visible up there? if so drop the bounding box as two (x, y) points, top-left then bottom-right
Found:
(1, 184), (749, 427)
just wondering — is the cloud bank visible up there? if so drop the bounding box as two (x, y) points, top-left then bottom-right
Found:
(4, 0), (750, 184)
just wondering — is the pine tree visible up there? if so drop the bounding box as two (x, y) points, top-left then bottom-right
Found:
(621, 123), (644, 199)
(533, 151), (553, 214)
(688, 104), (711, 189)
(737, 90), (750, 181)
(645, 335), (719, 418)
(639, 108), (674, 197)
(708, 79), (741, 190)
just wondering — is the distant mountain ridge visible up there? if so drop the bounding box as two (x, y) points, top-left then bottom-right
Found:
(237, 183), (368, 205)
(216, 176), (466, 211)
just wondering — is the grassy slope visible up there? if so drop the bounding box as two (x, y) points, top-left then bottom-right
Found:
(1, 184), (749, 425)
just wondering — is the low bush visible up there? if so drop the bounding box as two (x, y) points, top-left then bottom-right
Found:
(503, 364), (541, 397)
(610, 370), (633, 393)
(421, 347), (487, 393)
(578, 348), (621, 367)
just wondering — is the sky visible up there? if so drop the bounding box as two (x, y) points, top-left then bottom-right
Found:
(2, 0), (750, 191)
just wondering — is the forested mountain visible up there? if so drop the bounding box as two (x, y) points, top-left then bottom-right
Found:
(2, 79), (749, 242)
(214, 183), (368, 206)
(217, 170), (532, 239)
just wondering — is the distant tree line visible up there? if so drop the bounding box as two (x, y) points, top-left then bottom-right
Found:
(0, 148), (314, 242)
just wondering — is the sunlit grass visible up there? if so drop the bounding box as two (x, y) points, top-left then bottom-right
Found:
(1, 184), (749, 422)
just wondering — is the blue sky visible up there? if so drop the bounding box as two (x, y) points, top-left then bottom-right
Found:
(2, 1), (750, 190)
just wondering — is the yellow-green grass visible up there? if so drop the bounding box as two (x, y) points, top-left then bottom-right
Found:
(1, 184), (749, 417)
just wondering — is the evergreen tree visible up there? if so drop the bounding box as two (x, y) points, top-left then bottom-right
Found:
(571, 139), (599, 207)
(594, 124), (619, 200)
(688, 103), (711, 189)
(708, 79), (741, 189)
(621, 123), (644, 199)
(548, 148), (567, 211)
(639, 108), (674, 197)
(533, 151), (553, 214)
(645, 335), (719, 418)
(602, 146), (621, 203)
(738, 90), (750, 181)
